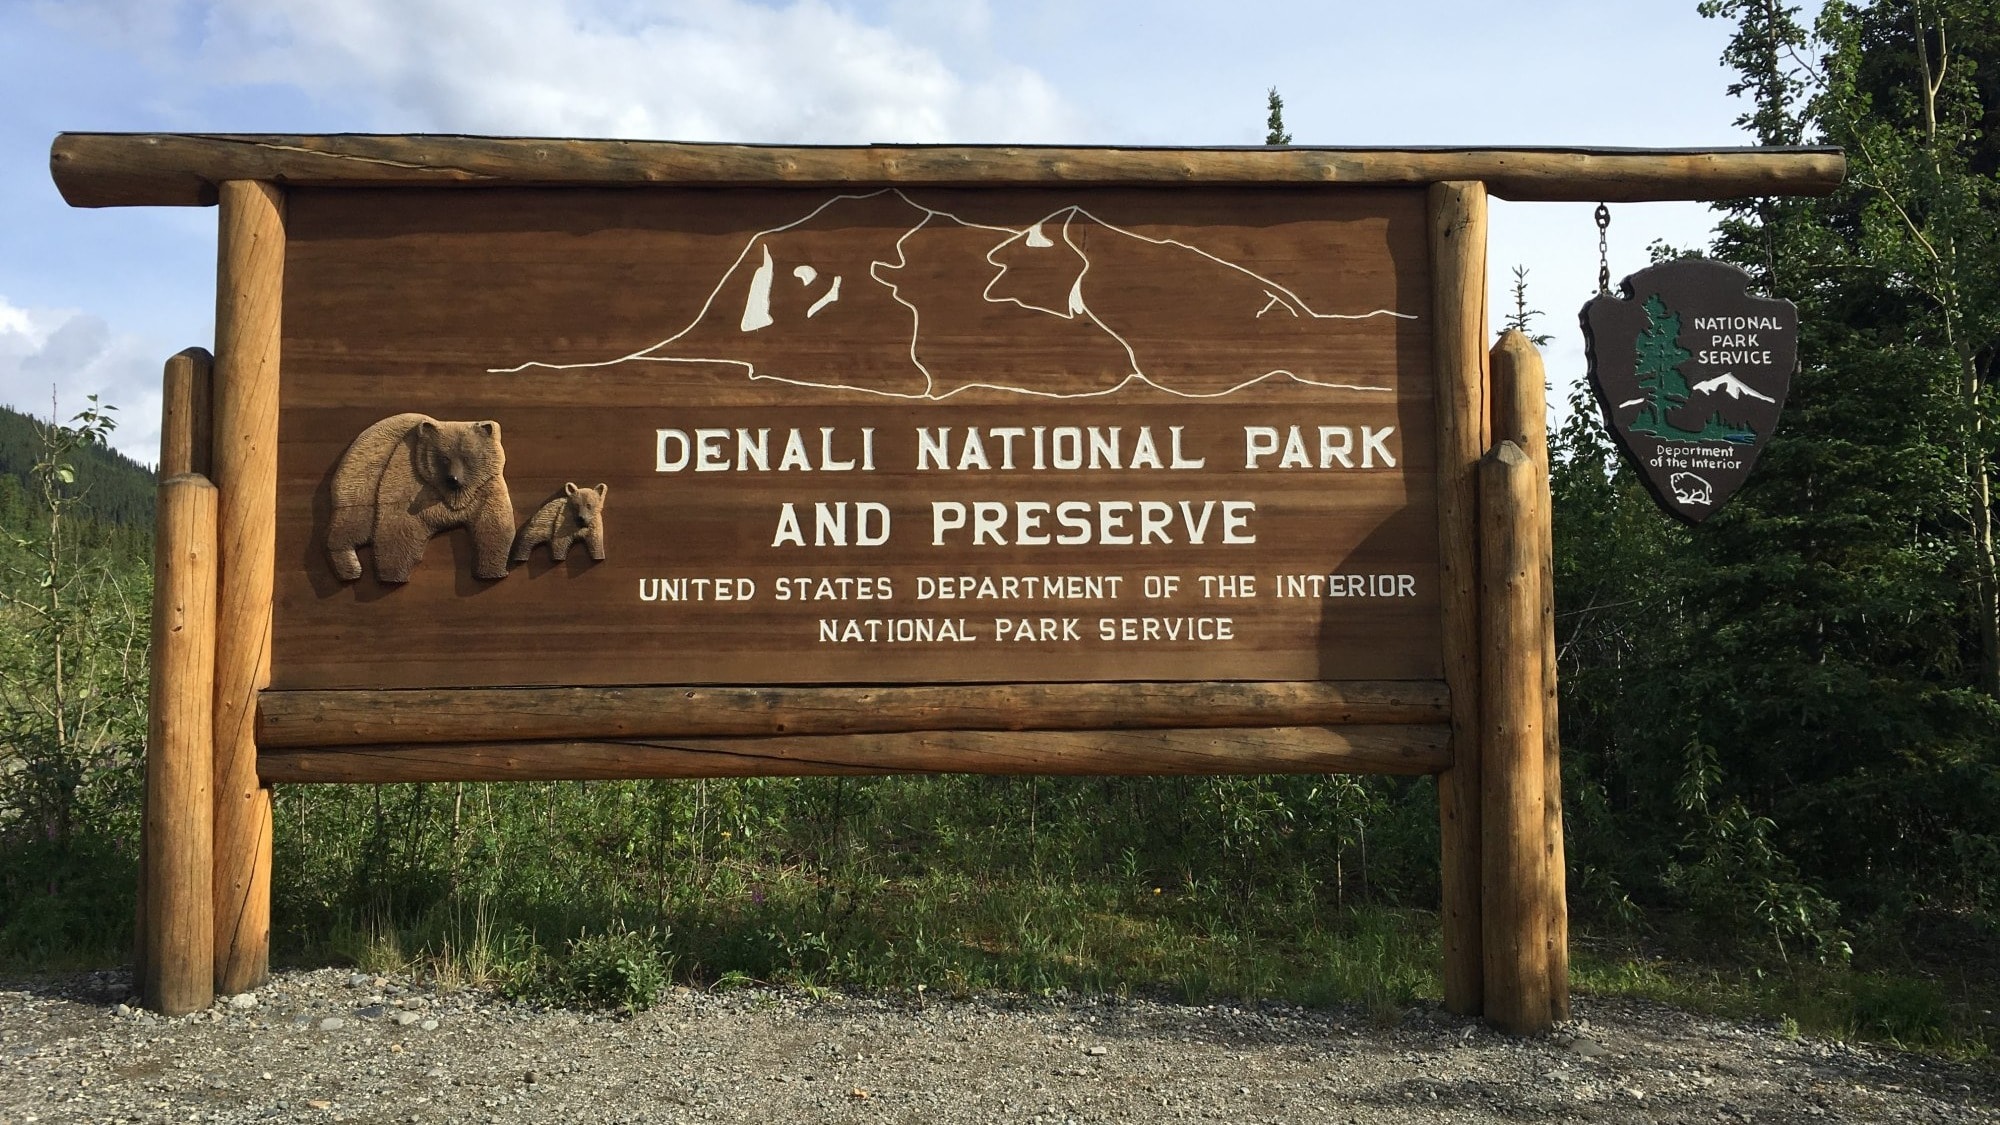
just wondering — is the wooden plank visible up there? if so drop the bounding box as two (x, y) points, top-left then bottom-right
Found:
(272, 186), (1439, 691)
(256, 724), (1452, 784)
(142, 475), (217, 1016)
(258, 680), (1450, 747)
(211, 181), (283, 996)
(1478, 441), (1554, 1034)
(159, 348), (213, 478)
(1429, 180), (1487, 1017)
(1490, 329), (1568, 1022)
(50, 134), (1847, 208)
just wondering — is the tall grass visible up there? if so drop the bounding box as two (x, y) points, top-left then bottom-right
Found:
(275, 773), (1441, 1012)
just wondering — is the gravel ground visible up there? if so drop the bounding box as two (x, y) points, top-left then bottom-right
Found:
(2, 968), (1996, 1124)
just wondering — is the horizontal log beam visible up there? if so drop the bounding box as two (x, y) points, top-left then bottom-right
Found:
(256, 680), (1451, 748)
(256, 725), (1452, 784)
(51, 134), (1845, 208)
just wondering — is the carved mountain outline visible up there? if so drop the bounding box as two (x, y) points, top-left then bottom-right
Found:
(492, 189), (1417, 400)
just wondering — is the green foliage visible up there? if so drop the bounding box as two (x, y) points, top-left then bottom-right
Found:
(0, 400), (152, 958)
(1264, 87), (1291, 145)
(1547, 2), (2000, 978)
(1700, 0), (2000, 915)
(1573, 950), (1989, 1056)
(1812, 0), (2000, 700)
(0, 403), (155, 532)
(1664, 741), (1849, 964)
(506, 922), (674, 1011)
(256, 772), (1442, 1012)
(1502, 266), (1554, 346)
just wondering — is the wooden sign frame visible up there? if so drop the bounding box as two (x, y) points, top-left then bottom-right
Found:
(53, 135), (1843, 1030)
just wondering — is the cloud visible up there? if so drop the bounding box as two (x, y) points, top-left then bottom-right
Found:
(19, 0), (1080, 463)
(47, 0), (1076, 142)
(20, 313), (111, 379)
(0, 296), (163, 465)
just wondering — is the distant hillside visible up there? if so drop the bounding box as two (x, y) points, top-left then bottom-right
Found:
(0, 403), (155, 528)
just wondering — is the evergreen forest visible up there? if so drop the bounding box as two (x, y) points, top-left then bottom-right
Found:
(1, 0), (1995, 1054)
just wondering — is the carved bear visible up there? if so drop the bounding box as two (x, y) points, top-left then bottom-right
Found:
(512, 482), (608, 563)
(325, 413), (514, 583)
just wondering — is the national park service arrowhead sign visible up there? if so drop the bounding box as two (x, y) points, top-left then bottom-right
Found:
(1582, 260), (1797, 524)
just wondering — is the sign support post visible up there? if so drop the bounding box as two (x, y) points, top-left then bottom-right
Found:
(1490, 329), (1569, 1023)
(210, 180), (284, 995)
(137, 349), (216, 1015)
(142, 473), (218, 1015)
(1479, 440), (1555, 1032)
(1429, 180), (1490, 1016)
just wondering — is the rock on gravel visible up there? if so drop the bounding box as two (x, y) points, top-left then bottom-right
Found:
(2, 968), (1996, 1124)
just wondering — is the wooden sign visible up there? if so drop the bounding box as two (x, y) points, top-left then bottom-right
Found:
(57, 131), (1845, 1027)
(1581, 260), (1797, 523)
(275, 186), (1440, 691)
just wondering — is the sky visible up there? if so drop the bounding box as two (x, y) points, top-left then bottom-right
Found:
(1, 0), (1771, 463)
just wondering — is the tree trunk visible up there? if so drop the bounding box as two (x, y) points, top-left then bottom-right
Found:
(1965, 351), (2000, 697)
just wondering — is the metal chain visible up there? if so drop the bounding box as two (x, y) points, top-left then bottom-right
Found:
(1595, 203), (1612, 295)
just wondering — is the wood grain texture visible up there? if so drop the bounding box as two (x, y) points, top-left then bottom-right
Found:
(257, 680), (1451, 746)
(1429, 181), (1487, 1017)
(1490, 330), (1568, 1022)
(1479, 442), (1555, 1034)
(211, 181), (282, 996)
(160, 348), (213, 478)
(142, 475), (217, 1016)
(273, 186), (1439, 691)
(256, 725), (1452, 784)
(50, 134), (1847, 208)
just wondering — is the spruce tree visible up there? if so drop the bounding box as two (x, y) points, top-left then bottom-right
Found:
(1502, 266), (1554, 346)
(1549, 2), (2000, 945)
(1264, 87), (1292, 145)
(1690, 0), (1997, 918)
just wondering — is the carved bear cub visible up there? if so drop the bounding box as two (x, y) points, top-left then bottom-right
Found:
(326, 413), (515, 583)
(513, 482), (608, 563)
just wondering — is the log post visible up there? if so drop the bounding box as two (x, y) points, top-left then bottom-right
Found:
(1479, 441), (1556, 1033)
(1430, 181), (1489, 1016)
(160, 348), (214, 478)
(136, 346), (217, 988)
(142, 475), (218, 1015)
(211, 181), (284, 994)
(1489, 330), (1569, 1022)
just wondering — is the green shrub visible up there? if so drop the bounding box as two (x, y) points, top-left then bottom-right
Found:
(507, 923), (674, 1012)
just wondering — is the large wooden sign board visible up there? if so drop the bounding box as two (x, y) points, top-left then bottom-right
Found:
(54, 134), (1843, 1030)
(278, 186), (1436, 688)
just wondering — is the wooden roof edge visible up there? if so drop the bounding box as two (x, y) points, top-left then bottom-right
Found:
(50, 133), (1848, 209)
